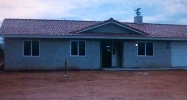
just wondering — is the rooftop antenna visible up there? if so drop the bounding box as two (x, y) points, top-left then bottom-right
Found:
(134, 8), (141, 16)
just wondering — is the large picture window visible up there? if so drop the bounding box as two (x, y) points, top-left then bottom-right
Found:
(138, 42), (153, 56)
(24, 41), (39, 56)
(71, 41), (85, 56)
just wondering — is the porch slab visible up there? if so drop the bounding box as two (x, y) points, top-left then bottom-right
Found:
(101, 67), (187, 71)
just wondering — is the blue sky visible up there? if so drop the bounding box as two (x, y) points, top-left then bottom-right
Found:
(0, 0), (187, 25)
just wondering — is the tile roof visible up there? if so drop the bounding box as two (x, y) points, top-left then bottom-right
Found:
(0, 18), (187, 39)
(124, 23), (187, 38)
(0, 19), (100, 36)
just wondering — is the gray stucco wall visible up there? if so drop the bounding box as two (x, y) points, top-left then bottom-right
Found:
(4, 38), (100, 70)
(4, 38), (172, 70)
(123, 41), (171, 68)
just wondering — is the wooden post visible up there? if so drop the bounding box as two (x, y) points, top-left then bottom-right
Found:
(64, 59), (67, 77)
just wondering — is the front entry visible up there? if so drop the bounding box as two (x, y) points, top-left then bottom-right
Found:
(101, 41), (123, 68)
(101, 41), (112, 67)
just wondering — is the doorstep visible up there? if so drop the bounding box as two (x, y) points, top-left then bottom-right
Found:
(100, 67), (186, 71)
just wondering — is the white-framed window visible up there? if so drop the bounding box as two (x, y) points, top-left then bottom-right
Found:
(138, 42), (153, 56)
(70, 40), (86, 56)
(24, 40), (40, 57)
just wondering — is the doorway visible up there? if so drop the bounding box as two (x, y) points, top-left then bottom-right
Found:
(101, 41), (112, 67)
(101, 40), (123, 68)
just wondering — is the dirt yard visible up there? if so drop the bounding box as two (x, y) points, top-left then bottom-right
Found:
(0, 70), (187, 100)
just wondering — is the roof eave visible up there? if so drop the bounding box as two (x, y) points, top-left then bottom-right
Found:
(1, 34), (187, 41)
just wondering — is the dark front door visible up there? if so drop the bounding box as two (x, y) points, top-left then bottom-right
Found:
(101, 41), (112, 67)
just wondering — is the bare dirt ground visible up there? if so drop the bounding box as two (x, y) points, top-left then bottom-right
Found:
(0, 70), (187, 100)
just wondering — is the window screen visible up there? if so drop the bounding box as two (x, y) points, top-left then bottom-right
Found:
(71, 41), (85, 56)
(79, 41), (85, 56)
(71, 41), (78, 55)
(146, 42), (153, 56)
(138, 42), (145, 55)
(32, 41), (39, 56)
(24, 41), (31, 56)
(138, 42), (153, 56)
(24, 40), (39, 56)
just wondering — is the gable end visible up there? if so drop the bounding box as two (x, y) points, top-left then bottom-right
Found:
(75, 19), (147, 35)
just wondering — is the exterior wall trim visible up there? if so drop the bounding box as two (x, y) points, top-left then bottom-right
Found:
(2, 35), (187, 41)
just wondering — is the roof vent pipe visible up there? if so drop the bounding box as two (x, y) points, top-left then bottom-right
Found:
(134, 8), (143, 24)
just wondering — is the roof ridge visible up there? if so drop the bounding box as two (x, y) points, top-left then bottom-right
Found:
(144, 23), (187, 26)
(4, 18), (186, 26)
(124, 22), (187, 26)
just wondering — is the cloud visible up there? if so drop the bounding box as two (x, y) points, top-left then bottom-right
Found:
(0, 0), (77, 19)
(0, 0), (46, 18)
(0, 0), (187, 25)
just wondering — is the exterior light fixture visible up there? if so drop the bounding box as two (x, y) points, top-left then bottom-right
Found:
(135, 43), (138, 46)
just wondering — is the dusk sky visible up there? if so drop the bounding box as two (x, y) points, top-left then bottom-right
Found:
(0, 0), (187, 25)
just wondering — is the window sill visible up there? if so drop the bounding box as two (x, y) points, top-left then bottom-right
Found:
(70, 55), (86, 57)
(23, 55), (40, 57)
(137, 55), (154, 57)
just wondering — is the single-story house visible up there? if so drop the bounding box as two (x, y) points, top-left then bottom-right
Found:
(0, 15), (187, 70)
